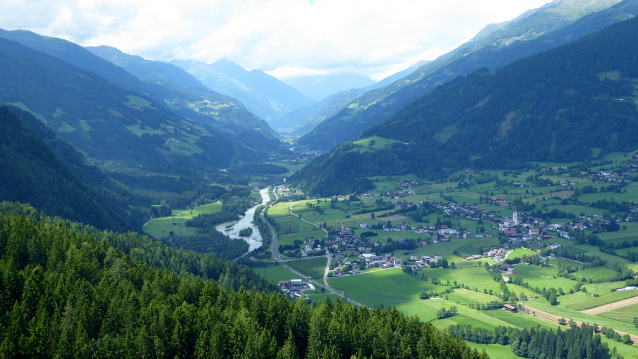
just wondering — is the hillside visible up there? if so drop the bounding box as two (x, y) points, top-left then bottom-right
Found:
(297, 0), (633, 150)
(0, 38), (255, 174)
(0, 106), (129, 231)
(273, 61), (429, 135)
(86, 45), (208, 90)
(0, 203), (486, 359)
(270, 88), (365, 134)
(282, 73), (375, 102)
(85, 45), (280, 146)
(171, 59), (313, 121)
(290, 15), (638, 196)
(0, 29), (279, 145)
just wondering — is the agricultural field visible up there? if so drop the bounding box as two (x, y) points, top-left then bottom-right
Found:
(289, 257), (328, 282)
(143, 202), (222, 239)
(254, 264), (299, 284)
(268, 152), (638, 358)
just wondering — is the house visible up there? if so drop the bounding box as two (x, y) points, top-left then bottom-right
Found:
(504, 304), (517, 313)
(500, 264), (515, 274)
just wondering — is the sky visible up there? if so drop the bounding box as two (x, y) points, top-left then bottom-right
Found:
(0, 0), (554, 81)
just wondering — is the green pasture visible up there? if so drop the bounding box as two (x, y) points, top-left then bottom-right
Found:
(143, 216), (198, 238)
(421, 267), (503, 294)
(506, 283), (542, 299)
(572, 267), (619, 281)
(562, 290), (638, 311)
(289, 257), (327, 283)
(599, 302), (638, 324)
(254, 265), (297, 284)
(327, 268), (448, 319)
(524, 297), (638, 336)
(544, 204), (606, 217)
(583, 281), (627, 295)
(447, 289), (501, 306)
(274, 216), (317, 234)
(466, 343), (522, 359)
(268, 202), (293, 217)
(579, 189), (638, 204)
(276, 230), (326, 247)
(143, 202), (222, 239)
(597, 223), (638, 244)
(506, 265), (579, 292)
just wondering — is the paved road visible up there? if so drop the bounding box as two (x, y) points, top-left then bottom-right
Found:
(262, 194), (361, 306)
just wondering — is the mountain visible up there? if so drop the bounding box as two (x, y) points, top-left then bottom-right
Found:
(268, 89), (365, 134)
(270, 62), (430, 134)
(297, 0), (629, 151)
(86, 45), (208, 90)
(0, 37), (257, 175)
(0, 106), (131, 231)
(0, 29), (279, 146)
(364, 60), (431, 92)
(282, 73), (375, 102)
(171, 59), (314, 121)
(290, 15), (638, 196)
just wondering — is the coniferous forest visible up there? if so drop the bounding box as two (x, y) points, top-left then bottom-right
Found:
(0, 202), (486, 358)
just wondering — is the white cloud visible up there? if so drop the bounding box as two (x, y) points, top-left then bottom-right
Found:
(0, 0), (554, 78)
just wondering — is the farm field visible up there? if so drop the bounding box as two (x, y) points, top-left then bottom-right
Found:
(572, 267), (619, 281)
(598, 302), (638, 324)
(254, 264), (298, 284)
(506, 265), (578, 292)
(524, 297), (638, 336)
(466, 343), (522, 359)
(288, 257), (328, 283)
(144, 202), (223, 238)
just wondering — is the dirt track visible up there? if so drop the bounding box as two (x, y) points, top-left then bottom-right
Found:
(518, 302), (638, 344)
(582, 294), (638, 315)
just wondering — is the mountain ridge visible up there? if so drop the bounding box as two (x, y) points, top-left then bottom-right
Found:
(290, 14), (638, 196)
(296, 0), (628, 151)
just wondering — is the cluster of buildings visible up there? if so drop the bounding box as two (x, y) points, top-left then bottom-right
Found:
(278, 279), (314, 298)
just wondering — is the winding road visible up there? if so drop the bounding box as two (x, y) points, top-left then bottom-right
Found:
(263, 188), (362, 306)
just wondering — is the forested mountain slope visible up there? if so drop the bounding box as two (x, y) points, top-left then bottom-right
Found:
(87, 45), (208, 90)
(0, 29), (280, 144)
(290, 15), (638, 196)
(297, 0), (634, 150)
(0, 38), (259, 174)
(171, 59), (314, 121)
(84, 45), (280, 146)
(0, 107), (129, 231)
(0, 202), (486, 359)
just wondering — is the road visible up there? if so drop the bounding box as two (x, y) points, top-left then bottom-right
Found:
(518, 302), (638, 344)
(262, 191), (361, 306)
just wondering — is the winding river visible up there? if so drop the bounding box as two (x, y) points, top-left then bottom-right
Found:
(216, 187), (270, 252)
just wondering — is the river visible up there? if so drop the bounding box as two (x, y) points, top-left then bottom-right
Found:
(215, 187), (270, 252)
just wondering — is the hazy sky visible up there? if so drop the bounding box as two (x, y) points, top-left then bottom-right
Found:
(1, 0), (553, 80)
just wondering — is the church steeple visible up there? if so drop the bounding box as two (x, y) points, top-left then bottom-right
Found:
(513, 207), (518, 226)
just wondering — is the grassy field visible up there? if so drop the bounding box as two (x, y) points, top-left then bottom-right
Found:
(421, 267), (503, 294)
(572, 267), (619, 281)
(598, 303), (638, 324)
(254, 264), (298, 284)
(562, 290), (638, 311)
(268, 202), (294, 217)
(447, 289), (501, 306)
(328, 268), (446, 318)
(524, 297), (638, 336)
(466, 343), (522, 359)
(289, 257), (328, 282)
(143, 202), (222, 239)
(506, 265), (579, 292)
